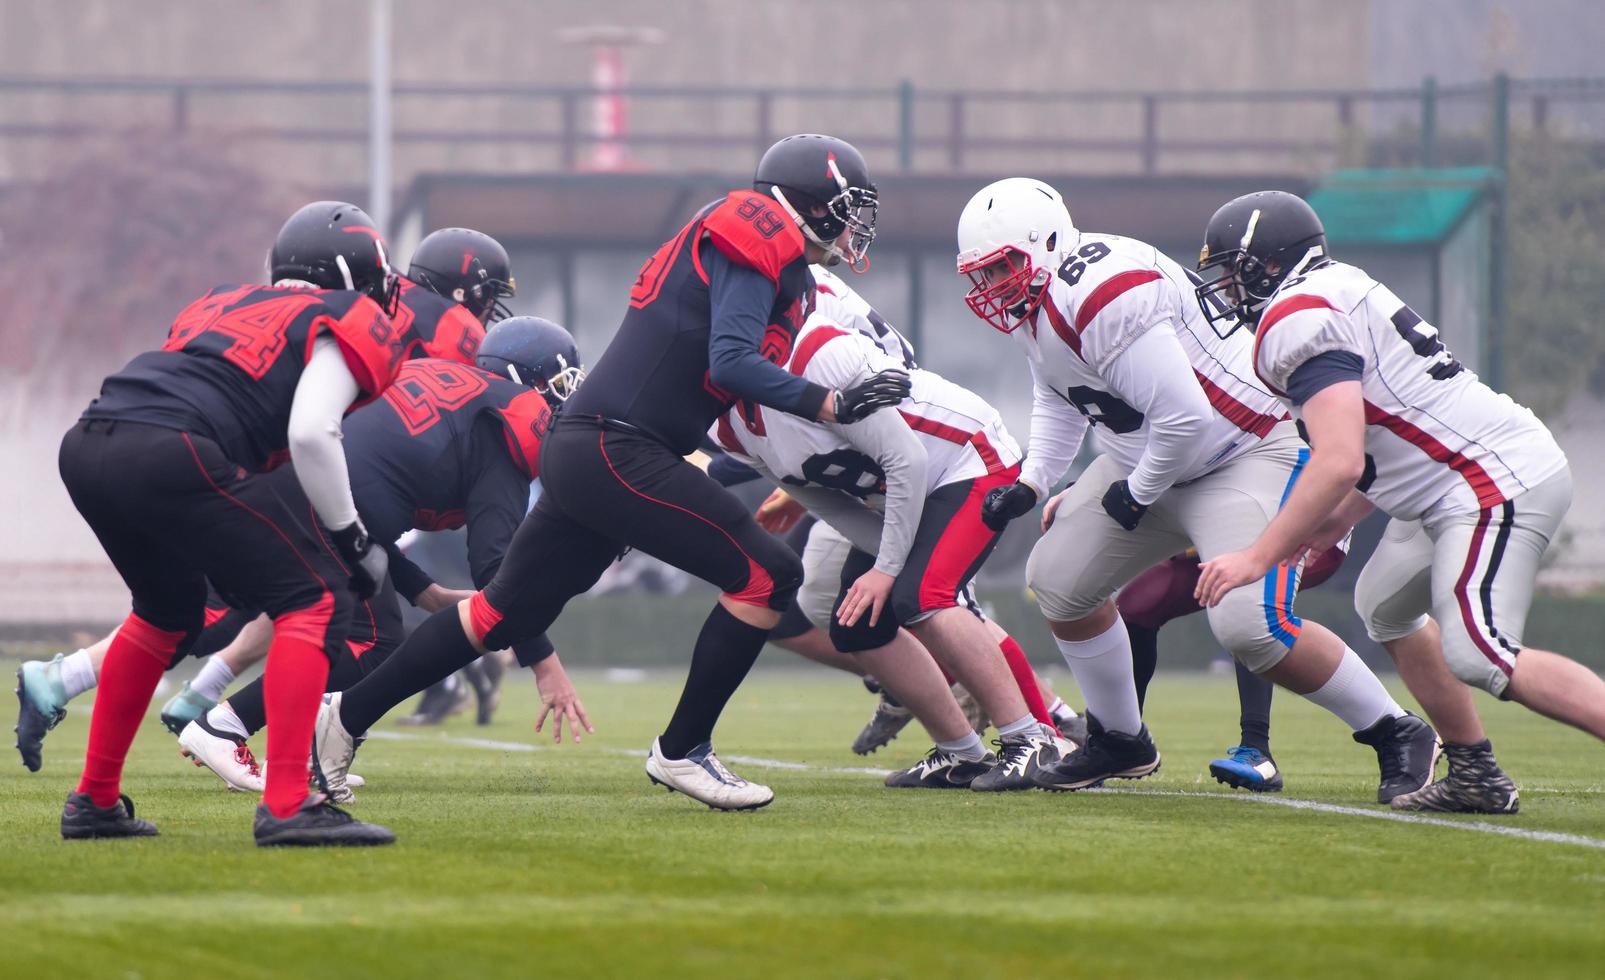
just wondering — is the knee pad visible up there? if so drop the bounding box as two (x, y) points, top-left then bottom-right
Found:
(1354, 570), (1432, 646)
(725, 546), (803, 612)
(1205, 592), (1296, 673)
(829, 607), (901, 654)
(766, 550), (805, 611)
(1026, 549), (1101, 623)
(1439, 636), (1515, 697)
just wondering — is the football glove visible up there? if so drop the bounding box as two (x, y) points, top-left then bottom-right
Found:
(330, 520), (388, 598)
(981, 482), (1038, 532)
(834, 369), (912, 424)
(1101, 480), (1148, 531)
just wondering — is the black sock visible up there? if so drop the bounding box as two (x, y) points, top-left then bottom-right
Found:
(658, 604), (769, 759)
(339, 607), (480, 734)
(1235, 660), (1274, 754)
(1128, 623), (1161, 711)
(228, 678), (267, 735)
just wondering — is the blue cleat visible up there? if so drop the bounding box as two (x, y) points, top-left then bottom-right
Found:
(160, 682), (218, 736)
(15, 655), (70, 772)
(1209, 745), (1284, 793)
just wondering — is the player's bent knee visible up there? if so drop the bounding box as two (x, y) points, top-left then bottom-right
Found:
(1206, 597), (1294, 673)
(830, 609), (900, 654)
(121, 609), (196, 668)
(1025, 550), (1099, 623)
(727, 545), (804, 611)
(1442, 641), (1513, 696)
(272, 591), (345, 660)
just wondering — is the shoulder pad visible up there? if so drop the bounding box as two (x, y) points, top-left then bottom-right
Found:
(422, 304), (486, 364)
(318, 293), (405, 397)
(495, 388), (552, 479)
(702, 191), (806, 283)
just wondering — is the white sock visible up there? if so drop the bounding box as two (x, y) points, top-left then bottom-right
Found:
(205, 703), (249, 739)
(1302, 647), (1406, 731)
(936, 731), (987, 762)
(189, 657), (236, 702)
(1054, 616), (1143, 736)
(1048, 697), (1078, 721)
(996, 714), (1038, 740)
(60, 649), (98, 699)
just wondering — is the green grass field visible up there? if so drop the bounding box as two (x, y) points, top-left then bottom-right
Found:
(2, 664), (1603, 979)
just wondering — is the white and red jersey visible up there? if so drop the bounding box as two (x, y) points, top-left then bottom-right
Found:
(811, 265), (917, 368)
(712, 318), (1020, 500)
(1016, 232), (1286, 498)
(1254, 262), (1566, 521)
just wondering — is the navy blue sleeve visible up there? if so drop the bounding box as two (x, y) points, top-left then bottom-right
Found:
(466, 420), (554, 665)
(705, 248), (831, 419)
(1287, 351), (1364, 406)
(385, 542), (434, 604)
(708, 453), (761, 488)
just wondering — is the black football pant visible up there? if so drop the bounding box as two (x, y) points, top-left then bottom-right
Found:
(337, 414), (802, 753)
(59, 420), (354, 654)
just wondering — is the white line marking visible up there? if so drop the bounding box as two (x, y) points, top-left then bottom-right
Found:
(368, 730), (1605, 850)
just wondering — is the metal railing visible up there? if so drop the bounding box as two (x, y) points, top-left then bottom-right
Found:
(4, 75), (1603, 180)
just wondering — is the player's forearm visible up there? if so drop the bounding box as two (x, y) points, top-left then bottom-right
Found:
(705, 251), (830, 418)
(1125, 405), (1210, 505)
(841, 409), (928, 577)
(1021, 387), (1088, 497)
(785, 484), (884, 556)
(287, 337), (362, 530)
(1248, 455), (1361, 567)
(1110, 324), (1212, 504)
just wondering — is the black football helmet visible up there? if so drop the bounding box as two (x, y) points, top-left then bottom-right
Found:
(475, 315), (584, 403)
(1195, 190), (1330, 337)
(408, 228), (516, 324)
(754, 134), (878, 271)
(269, 201), (398, 312)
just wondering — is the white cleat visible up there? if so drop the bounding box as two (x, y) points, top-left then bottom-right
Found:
(312, 693), (358, 804)
(644, 737), (773, 811)
(178, 719), (265, 793)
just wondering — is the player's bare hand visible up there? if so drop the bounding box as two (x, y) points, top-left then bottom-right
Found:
(1041, 485), (1073, 532)
(755, 488), (806, 534)
(1194, 549), (1273, 608)
(837, 568), (896, 628)
(533, 654), (594, 743)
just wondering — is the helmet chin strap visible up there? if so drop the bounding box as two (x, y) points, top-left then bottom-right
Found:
(770, 187), (864, 273)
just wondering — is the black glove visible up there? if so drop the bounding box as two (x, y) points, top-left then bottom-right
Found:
(981, 481), (1038, 532)
(1101, 480), (1148, 531)
(329, 520), (388, 599)
(834, 369), (912, 424)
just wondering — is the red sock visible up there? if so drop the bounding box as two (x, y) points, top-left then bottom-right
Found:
(261, 604), (334, 819)
(77, 613), (183, 807)
(998, 635), (1056, 730)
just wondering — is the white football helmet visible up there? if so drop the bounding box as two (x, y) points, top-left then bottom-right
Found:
(955, 178), (1078, 333)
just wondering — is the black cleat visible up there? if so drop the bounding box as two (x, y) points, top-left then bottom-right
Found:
(1390, 739), (1519, 814)
(1055, 711), (1089, 748)
(851, 693), (914, 755)
(1353, 711), (1439, 804)
(16, 661), (68, 773)
(463, 656), (505, 727)
(971, 727), (1069, 792)
(884, 747), (997, 789)
(61, 791), (159, 840)
(1032, 714), (1161, 791)
(253, 792), (396, 847)
(395, 676), (470, 727)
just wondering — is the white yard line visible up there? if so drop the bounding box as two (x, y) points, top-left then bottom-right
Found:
(368, 730), (1605, 851)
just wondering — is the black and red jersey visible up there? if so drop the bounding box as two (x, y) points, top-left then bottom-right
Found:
(563, 190), (816, 453)
(343, 358), (551, 596)
(83, 284), (403, 471)
(392, 277), (486, 365)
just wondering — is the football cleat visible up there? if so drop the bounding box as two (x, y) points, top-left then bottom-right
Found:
(15, 656), (69, 772)
(851, 693), (914, 755)
(1390, 739), (1519, 814)
(1050, 702), (1088, 747)
(884, 746), (998, 789)
(861, 675), (883, 696)
(253, 792), (395, 847)
(970, 726), (1069, 792)
(395, 676), (471, 727)
(61, 791), (158, 840)
(644, 737), (773, 811)
(1208, 745), (1284, 793)
(1032, 714), (1161, 791)
(178, 718), (264, 793)
(311, 693), (359, 804)
(463, 656), (505, 726)
(1353, 711), (1439, 804)
(159, 682), (219, 737)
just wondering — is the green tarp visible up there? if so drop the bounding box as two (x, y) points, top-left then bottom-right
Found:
(1307, 167), (1499, 246)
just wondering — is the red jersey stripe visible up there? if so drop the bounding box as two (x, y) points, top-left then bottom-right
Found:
(713, 413), (743, 454)
(1252, 294), (1339, 395)
(1363, 400), (1506, 508)
(1073, 269), (1162, 334)
(789, 326), (850, 377)
(1192, 369), (1284, 438)
(899, 410), (1006, 475)
(1041, 299), (1082, 359)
